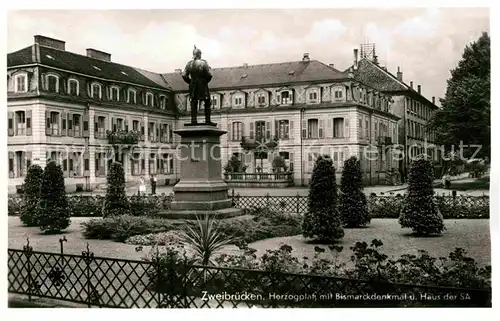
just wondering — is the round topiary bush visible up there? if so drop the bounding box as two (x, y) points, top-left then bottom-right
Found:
(302, 155), (344, 242)
(399, 155), (444, 235)
(37, 161), (70, 233)
(103, 162), (130, 217)
(20, 164), (44, 227)
(339, 156), (370, 228)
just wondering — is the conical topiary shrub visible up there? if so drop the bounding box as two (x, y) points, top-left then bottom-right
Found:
(399, 155), (444, 235)
(37, 161), (70, 233)
(302, 155), (344, 242)
(103, 162), (130, 217)
(339, 156), (370, 228)
(20, 164), (44, 227)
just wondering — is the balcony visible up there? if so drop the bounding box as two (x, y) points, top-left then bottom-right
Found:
(106, 130), (141, 145)
(240, 135), (279, 150)
(224, 172), (293, 188)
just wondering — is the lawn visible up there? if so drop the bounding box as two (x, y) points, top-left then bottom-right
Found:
(449, 176), (490, 191)
(8, 216), (491, 267)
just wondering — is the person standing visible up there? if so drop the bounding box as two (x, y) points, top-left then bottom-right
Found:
(139, 176), (146, 196)
(150, 174), (157, 195)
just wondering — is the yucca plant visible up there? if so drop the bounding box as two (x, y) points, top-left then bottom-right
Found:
(179, 214), (238, 266)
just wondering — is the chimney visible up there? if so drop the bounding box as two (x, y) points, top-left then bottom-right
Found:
(397, 66), (403, 82)
(432, 96), (435, 104)
(353, 49), (359, 69)
(302, 53), (310, 61)
(243, 63), (248, 68)
(86, 48), (111, 62)
(174, 69), (182, 73)
(329, 63), (335, 68)
(410, 81), (413, 89)
(373, 55), (379, 65)
(417, 85), (421, 94)
(34, 35), (65, 50)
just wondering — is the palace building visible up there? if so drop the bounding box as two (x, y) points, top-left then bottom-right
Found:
(7, 35), (410, 193)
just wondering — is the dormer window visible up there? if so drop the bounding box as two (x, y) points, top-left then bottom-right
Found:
(47, 74), (59, 93)
(128, 89), (137, 104)
(145, 92), (154, 107)
(332, 86), (344, 101)
(14, 74), (28, 93)
(279, 90), (292, 105)
(306, 88), (320, 104)
(110, 86), (120, 101)
(91, 83), (102, 99)
(232, 93), (245, 108)
(257, 94), (266, 106)
(68, 79), (79, 96)
(159, 95), (168, 109)
(211, 94), (220, 109)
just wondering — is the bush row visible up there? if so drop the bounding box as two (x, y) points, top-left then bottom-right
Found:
(368, 195), (490, 219)
(9, 194), (173, 218)
(8, 193), (489, 220)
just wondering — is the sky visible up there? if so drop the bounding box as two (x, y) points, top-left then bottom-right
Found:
(7, 8), (490, 105)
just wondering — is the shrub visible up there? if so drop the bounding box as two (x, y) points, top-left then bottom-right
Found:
(19, 164), (44, 226)
(68, 195), (104, 217)
(272, 156), (287, 172)
(8, 196), (23, 216)
(37, 161), (70, 233)
(179, 215), (239, 266)
(302, 155), (344, 242)
(339, 156), (370, 228)
(224, 155), (247, 173)
(104, 162), (130, 217)
(399, 156), (444, 235)
(81, 215), (175, 242)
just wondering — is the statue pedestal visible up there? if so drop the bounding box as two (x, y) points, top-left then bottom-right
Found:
(161, 125), (242, 219)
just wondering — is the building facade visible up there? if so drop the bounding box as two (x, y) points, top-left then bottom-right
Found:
(8, 35), (401, 193)
(351, 49), (441, 180)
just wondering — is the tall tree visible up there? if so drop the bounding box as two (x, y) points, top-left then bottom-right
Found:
(429, 32), (490, 159)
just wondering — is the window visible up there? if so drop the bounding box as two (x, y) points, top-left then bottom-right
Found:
(211, 95), (219, 109)
(132, 153), (141, 176)
(160, 95), (168, 109)
(307, 90), (318, 104)
(49, 112), (60, 135)
(161, 124), (169, 142)
(146, 93), (154, 106)
(94, 153), (106, 177)
(307, 119), (319, 139)
(14, 74), (28, 93)
(231, 122), (243, 141)
(72, 114), (81, 137)
(68, 79), (79, 96)
(116, 118), (124, 131)
(96, 116), (106, 138)
(15, 111), (25, 135)
(257, 94), (266, 106)
(333, 118), (344, 138)
(365, 119), (369, 138)
(91, 83), (102, 99)
(161, 153), (173, 174)
(333, 87), (343, 99)
(277, 120), (289, 139)
(307, 152), (320, 172)
(255, 121), (266, 141)
(149, 153), (157, 175)
(234, 95), (244, 107)
(359, 118), (363, 138)
(281, 90), (292, 105)
(110, 86), (120, 101)
(47, 75), (59, 93)
(132, 120), (140, 131)
(149, 122), (156, 141)
(128, 89), (137, 104)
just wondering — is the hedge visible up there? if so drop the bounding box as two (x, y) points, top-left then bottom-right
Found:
(8, 194), (173, 217)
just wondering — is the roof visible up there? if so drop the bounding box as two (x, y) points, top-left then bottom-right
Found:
(352, 58), (409, 92)
(162, 60), (349, 91)
(7, 45), (172, 91)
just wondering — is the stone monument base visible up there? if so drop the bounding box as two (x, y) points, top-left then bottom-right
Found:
(158, 124), (242, 220)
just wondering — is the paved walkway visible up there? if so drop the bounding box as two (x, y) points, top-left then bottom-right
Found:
(71, 172), (488, 197)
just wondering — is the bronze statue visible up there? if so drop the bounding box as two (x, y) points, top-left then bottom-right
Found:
(182, 46), (215, 126)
